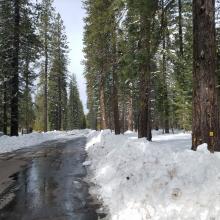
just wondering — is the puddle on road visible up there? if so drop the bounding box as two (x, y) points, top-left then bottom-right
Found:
(0, 138), (104, 220)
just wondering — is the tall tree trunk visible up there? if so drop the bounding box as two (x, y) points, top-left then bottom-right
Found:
(138, 64), (152, 140)
(44, 35), (48, 132)
(58, 25), (62, 131)
(10, 0), (20, 136)
(100, 73), (107, 130)
(3, 80), (8, 135)
(192, 0), (220, 151)
(162, 0), (169, 134)
(107, 107), (112, 131)
(162, 45), (169, 134)
(58, 76), (62, 130)
(112, 70), (120, 134)
(121, 85), (126, 133)
(127, 90), (133, 131)
(178, 0), (183, 56)
(112, 52), (120, 134)
(138, 15), (152, 141)
(111, 20), (120, 135)
(25, 65), (29, 131)
(25, 93), (29, 131)
(178, 0), (185, 87)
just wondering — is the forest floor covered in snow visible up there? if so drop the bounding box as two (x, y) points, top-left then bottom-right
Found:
(85, 130), (220, 220)
(0, 130), (90, 154)
(1, 129), (220, 219)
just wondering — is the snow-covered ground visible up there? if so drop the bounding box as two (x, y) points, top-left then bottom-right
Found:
(86, 130), (220, 220)
(0, 129), (90, 154)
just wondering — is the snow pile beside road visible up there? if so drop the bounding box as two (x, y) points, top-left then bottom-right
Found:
(86, 130), (220, 220)
(0, 129), (90, 154)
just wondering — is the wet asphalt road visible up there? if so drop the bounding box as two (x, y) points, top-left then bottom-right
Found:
(0, 137), (99, 220)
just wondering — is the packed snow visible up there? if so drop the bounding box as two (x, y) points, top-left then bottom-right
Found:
(86, 130), (220, 220)
(0, 130), (90, 154)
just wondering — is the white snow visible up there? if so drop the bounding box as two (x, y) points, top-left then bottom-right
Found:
(83, 160), (92, 166)
(86, 130), (220, 220)
(0, 129), (90, 154)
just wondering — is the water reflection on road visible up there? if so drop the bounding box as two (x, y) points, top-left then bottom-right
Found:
(0, 137), (99, 220)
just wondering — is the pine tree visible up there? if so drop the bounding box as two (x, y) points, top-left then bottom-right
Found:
(48, 13), (68, 131)
(124, 0), (158, 140)
(19, 1), (39, 132)
(0, 0), (14, 135)
(38, 0), (54, 132)
(83, 0), (117, 131)
(68, 74), (85, 130)
(0, 0), (39, 136)
(10, 0), (20, 136)
(173, 0), (193, 131)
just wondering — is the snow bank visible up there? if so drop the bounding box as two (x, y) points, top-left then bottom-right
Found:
(86, 130), (220, 220)
(0, 129), (90, 154)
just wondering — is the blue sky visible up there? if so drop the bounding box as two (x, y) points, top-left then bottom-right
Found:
(54, 0), (87, 112)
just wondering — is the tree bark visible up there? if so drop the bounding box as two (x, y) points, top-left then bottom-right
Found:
(178, 0), (183, 56)
(58, 23), (62, 131)
(138, 15), (152, 141)
(192, 0), (220, 151)
(58, 75), (62, 130)
(111, 17), (121, 135)
(127, 90), (133, 131)
(100, 73), (107, 130)
(24, 62), (29, 131)
(162, 45), (169, 134)
(112, 68), (120, 134)
(138, 63), (152, 140)
(3, 80), (8, 135)
(10, 0), (20, 136)
(44, 33), (48, 132)
(162, 0), (169, 134)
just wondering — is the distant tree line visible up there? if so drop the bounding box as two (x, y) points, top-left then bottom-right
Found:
(0, 0), (85, 136)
